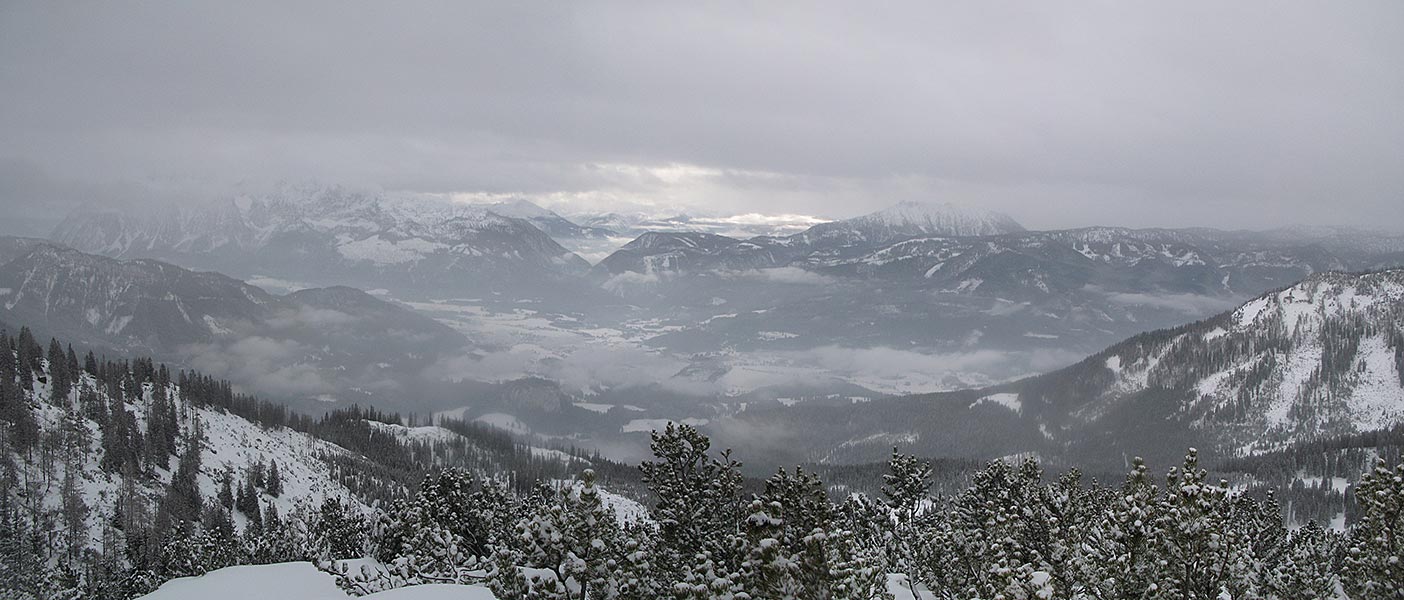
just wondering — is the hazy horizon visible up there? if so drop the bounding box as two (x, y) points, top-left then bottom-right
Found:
(3, 1), (1402, 236)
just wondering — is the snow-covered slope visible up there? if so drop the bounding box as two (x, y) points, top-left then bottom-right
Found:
(1014, 269), (1404, 457)
(711, 269), (1404, 468)
(139, 562), (500, 600)
(50, 186), (590, 297)
(12, 367), (368, 560)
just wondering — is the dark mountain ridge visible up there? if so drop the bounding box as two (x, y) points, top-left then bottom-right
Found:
(0, 237), (469, 405)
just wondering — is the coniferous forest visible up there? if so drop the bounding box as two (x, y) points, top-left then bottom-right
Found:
(1, 327), (1403, 599)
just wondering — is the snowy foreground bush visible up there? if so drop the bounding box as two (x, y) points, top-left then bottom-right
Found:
(23, 421), (1404, 599)
(286, 425), (1403, 599)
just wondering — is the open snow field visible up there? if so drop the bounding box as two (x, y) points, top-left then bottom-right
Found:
(139, 562), (499, 600)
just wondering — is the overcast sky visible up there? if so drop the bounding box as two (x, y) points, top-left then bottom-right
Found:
(1, 1), (1401, 231)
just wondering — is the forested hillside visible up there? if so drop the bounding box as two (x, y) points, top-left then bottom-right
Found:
(0, 326), (625, 598)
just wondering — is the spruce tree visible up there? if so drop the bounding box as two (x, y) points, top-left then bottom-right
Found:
(48, 338), (70, 403)
(60, 463), (88, 562)
(218, 469), (235, 510)
(236, 476), (261, 524)
(15, 327), (37, 391)
(64, 345), (78, 386)
(266, 460), (283, 497)
(0, 371), (39, 454)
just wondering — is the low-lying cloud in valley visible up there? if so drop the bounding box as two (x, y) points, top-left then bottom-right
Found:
(1097, 288), (1241, 315)
(424, 345), (694, 395)
(182, 336), (332, 398)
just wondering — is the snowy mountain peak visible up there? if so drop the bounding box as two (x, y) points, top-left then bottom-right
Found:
(482, 198), (557, 219)
(620, 231), (738, 252)
(859, 200), (1025, 236)
(786, 200), (1024, 248)
(475, 199), (618, 240)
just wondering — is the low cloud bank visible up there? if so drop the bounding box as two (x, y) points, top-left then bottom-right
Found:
(181, 336), (332, 398)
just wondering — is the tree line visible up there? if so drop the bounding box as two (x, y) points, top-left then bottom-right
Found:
(326, 423), (1401, 599)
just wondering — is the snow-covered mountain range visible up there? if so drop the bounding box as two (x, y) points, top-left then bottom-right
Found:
(40, 192), (1404, 430)
(478, 199), (618, 240)
(50, 187), (591, 297)
(574, 211), (831, 240)
(786, 200), (1024, 246)
(583, 212), (1403, 393)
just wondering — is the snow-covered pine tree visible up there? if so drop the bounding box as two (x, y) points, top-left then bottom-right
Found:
(417, 469), (514, 560)
(1263, 520), (1337, 600)
(880, 448), (931, 524)
(367, 469), (523, 590)
(762, 467), (833, 548)
(492, 469), (627, 599)
(738, 498), (794, 599)
(769, 467), (832, 599)
(486, 543), (533, 600)
(1341, 459), (1404, 598)
(639, 422), (744, 590)
(1040, 467), (1101, 596)
(747, 465), (889, 600)
(565, 469), (622, 599)
(879, 448), (932, 587)
(613, 523), (662, 600)
(1080, 456), (1160, 599)
(672, 550), (742, 600)
(310, 496), (367, 561)
(198, 501), (238, 571)
(1148, 449), (1245, 600)
(393, 522), (477, 586)
(940, 458), (1058, 599)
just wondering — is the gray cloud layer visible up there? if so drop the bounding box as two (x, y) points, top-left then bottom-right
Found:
(2, 1), (1401, 231)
